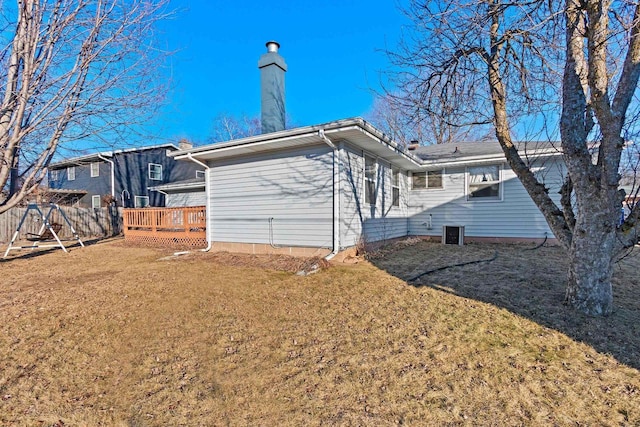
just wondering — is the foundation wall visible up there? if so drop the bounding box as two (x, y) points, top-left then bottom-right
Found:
(208, 241), (331, 258)
(416, 235), (559, 246)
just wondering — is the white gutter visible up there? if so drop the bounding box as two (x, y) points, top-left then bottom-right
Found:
(97, 154), (115, 198)
(148, 182), (205, 192)
(319, 130), (340, 260)
(417, 149), (564, 169)
(174, 131), (321, 161)
(185, 153), (212, 252)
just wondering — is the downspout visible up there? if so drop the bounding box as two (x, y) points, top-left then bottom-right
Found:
(97, 154), (115, 199)
(186, 153), (212, 252)
(319, 130), (340, 260)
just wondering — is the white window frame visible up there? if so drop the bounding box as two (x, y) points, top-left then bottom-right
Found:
(92, 195), (101, 209)
(466, 164), (503, 201)
(148, 163), (162, 181)
(50, 169), (59, 181)
(392, 168), (401, 207)
(411, 169), (444, 190)
(90, 162), (100, 177)
(67, 166), (75, 181)
(364, 154), (377, 206)
(196, 170), (206, 178)
(134, 195), (150, 208)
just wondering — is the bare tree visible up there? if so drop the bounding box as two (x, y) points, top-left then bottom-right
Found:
(209, 113), (262, 143)
(0, 0), (171, 213)
(366, 93), (486, 146)
(389, 0), (640, 316)
(208, 112), (299, 143)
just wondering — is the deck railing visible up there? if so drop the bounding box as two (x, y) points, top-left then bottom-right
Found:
(123, 206), (206, 248)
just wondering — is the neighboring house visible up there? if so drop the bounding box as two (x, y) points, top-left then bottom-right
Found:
(48, 144), (203, 208)
(621, 185), (639, 219)
(169, 117), (565, 256)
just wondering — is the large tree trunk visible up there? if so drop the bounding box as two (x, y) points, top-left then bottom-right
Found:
(566, 230), (615, 316)
(564, 193), (618, 315)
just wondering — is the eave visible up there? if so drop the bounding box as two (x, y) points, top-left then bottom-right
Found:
(172, 118), (423, 170)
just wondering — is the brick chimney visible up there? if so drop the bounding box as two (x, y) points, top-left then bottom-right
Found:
(178, 138), (193, 150)
(258, 41), (287, 133)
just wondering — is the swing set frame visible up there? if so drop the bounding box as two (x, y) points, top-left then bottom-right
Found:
(3, 203), (85, 258)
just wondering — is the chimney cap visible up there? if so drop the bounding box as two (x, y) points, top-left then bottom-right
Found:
(266, 41), (280, 53)
(178, 138), (193, 150)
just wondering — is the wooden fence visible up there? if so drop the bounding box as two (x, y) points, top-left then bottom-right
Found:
(0, 206), (123, 243)
(122, 206), (206, 249)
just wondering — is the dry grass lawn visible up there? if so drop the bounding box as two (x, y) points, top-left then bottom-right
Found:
(0, 238), (639, 426)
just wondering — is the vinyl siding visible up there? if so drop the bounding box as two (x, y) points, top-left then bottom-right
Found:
(49, 162), (111, 207)
(208, 144), (334, 247)
(407, 159), (564, 239)
(165, 190), (206, 207)
(339, 143), (409, 247)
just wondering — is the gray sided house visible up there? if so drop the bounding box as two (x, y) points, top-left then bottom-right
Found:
(169, 118), (564, 256)
(48, 144), (203, 208)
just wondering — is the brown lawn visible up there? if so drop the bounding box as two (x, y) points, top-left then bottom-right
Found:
(0, 238), (639, 426)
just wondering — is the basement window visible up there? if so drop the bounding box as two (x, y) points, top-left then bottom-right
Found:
(412, 170), (443, 189)
(467, 165), (502, 200)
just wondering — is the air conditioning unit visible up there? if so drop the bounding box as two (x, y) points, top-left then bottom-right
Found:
(442, 225), (464, 245)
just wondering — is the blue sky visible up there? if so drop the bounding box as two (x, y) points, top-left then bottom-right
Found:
(150, 0), (409, 144)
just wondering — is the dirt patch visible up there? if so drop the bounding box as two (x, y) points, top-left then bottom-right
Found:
(177, 250), (331, 274)
(0, 239), (638, 425)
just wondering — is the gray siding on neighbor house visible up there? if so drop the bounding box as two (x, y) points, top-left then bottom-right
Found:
(407, 159), (565, 239)
(207, 144), (334, 247)
(339, 143), (409, 248)
(165, 189), (206, 207)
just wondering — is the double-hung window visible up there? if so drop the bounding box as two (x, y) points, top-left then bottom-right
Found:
(148, 163), (162, 181)
(392, 168), (400, 207)
(90, 162), (99, 177)
(92, 195), (101, 209)
(412, 170), (443, 189)
(364, 155), (376, 205)
(467, 165), (501, 200)
(67, 166), (76, 181)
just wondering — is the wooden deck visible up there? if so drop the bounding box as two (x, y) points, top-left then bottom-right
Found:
(123, 206), (206, 249)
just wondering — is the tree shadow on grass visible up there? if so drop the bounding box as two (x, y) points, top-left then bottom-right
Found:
(0, 236), (121, 262)
(367, 240), (640, 370)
